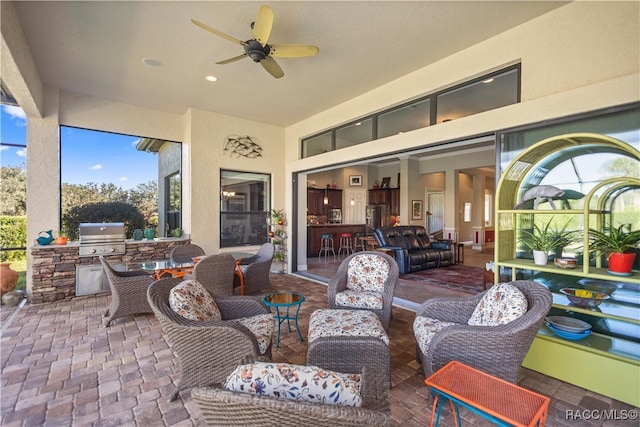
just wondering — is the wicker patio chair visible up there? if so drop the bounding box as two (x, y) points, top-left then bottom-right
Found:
(170, 243), (205, 263)
(413, 280), (552, 383)
(99, 255), (156, 327)
(327, 251), (399, 331)
(191, 366), (391, 426)
(234, 242), (274, 295)
(189, 253), (236, 296)
(148, 278), (273, 401)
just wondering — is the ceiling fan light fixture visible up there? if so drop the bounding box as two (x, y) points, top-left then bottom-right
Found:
(205, 75), (218, 82)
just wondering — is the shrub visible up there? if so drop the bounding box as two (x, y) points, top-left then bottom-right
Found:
(0, 216), (27, 261)
(63, 202), (146, 240)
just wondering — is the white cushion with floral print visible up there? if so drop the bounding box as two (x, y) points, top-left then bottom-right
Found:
(169, 280), (221, 321)
(229, 314), (275, 355)
(468, 283), (528, 326)
(334, 289), (383, 310)
(308, 309), (389, 346)
(224, 361), (362, 407)
(413, 316), (457, 354)
(346, 254), (390, 293)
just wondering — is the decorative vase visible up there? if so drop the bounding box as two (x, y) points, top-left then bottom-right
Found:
(144, 228), (156, 240)
(533, 250), (548, 266)
(171, 228), (183, 238)
(1, 262), (19, 296)
(133, 229), (144, 240)
(607, 252), (636, 276)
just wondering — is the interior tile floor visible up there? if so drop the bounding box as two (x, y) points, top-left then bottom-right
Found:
(1, 267), (637, 426)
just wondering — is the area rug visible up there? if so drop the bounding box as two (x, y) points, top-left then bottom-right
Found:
(401, 264), (485, 294)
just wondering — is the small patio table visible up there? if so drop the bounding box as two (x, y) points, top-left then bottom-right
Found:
(261, 291), (305, 348)
(425, 361), (550, 427)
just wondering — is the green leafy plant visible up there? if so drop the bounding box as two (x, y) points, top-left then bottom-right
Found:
(520, 217), (575, 252)
(270, 209), (284, 220)
(589, 224), (640, 255)
(273, 251), (284, 262)
(271, 239), (284, 246)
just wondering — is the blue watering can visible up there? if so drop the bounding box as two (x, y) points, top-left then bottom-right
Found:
(37, 230), (54, 245)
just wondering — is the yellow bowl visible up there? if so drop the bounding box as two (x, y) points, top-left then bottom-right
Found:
(560, 288), (610, 308)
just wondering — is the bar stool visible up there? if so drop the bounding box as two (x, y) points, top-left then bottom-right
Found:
(338, 233), (353, 256)
(352, 232), (365, 251)
(318, 234), (335, 259)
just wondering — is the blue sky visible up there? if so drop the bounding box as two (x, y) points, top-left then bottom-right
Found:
(1, 105), (158, 189)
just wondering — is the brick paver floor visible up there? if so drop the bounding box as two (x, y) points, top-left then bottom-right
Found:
(1, 274), (638, 426)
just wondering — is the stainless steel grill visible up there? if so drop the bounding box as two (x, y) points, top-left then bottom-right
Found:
(79, 222), (126, 257)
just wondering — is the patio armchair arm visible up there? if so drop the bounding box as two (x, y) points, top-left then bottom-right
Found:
(216, 296), (269, 320)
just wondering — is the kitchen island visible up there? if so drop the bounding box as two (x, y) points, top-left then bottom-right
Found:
(307, 224), (367, 256)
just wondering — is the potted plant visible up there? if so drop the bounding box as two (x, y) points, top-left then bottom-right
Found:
(589, 224), (640, 275)
(55, 228), (68, 245)
(272, 239), (284, 250)
(520, 218), (575, 266)
(270, 209), (285, 225)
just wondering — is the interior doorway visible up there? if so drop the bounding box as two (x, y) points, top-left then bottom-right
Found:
(426, 191), (444, 237)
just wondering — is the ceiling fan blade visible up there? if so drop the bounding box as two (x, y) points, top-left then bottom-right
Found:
(216, 54), (247, 65)
(252, 6), (274, 47)
(270, 44), (320, 58)
(191, 19), (245, 46)
(261, 56), (284, 79)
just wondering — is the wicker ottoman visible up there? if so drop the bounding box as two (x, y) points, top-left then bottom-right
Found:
(306, 309), (390, 380)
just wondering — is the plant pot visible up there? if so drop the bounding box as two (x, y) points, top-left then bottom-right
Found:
(607, 252), (636, 276)
(144, 228), (156, 240)
(2, 290), (23, 306)
(1, 262), (19, 296)
(533, 250), (548, 266)
(55, 236), (68, 245)
(133, 229), (144, 240)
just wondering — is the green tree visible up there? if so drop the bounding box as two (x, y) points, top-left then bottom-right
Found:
(0, 164), (27, 216)
(62, 201), (145, 240)
(129, 181), (158, 222)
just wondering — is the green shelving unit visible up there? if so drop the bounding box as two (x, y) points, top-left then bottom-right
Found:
(494, 133), (640, 407)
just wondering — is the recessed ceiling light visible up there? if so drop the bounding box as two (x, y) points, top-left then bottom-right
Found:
(142, 58), (162, 67)
(206, 75), (218, 82)
(482, 78), (494, 83)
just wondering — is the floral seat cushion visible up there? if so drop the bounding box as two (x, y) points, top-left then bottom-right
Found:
(468, 283), (528, 326)
(224, 361), (362, 407)
(413, 316), (457, 354)
(229, 314), (275, 355)
(169, 280), (221, 321)
(308, 309), (389, 346)
(334, 289), (383, 310)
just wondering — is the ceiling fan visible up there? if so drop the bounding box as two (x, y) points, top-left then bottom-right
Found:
(192, 5), (319, 79)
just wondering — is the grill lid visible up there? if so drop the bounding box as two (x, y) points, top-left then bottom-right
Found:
(79, 222), (126, 244)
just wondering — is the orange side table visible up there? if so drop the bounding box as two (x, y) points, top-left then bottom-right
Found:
(425, 361), (550, 427)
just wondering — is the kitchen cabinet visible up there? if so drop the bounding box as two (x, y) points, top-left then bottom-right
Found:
(307, 188), (342, 215)
(390, 188), (400, 216)
(494, 133), (640, 406)
(368, 189), (389, 205)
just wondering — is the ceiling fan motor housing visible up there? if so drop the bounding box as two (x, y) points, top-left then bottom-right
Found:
(244, 40), (271, 62)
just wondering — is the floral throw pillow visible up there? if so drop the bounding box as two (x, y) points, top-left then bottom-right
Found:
(346, 254), (390, 293)
(169, 280), (221, 321)
(224, 362), (362, 407)
(468, 283), (528, 326)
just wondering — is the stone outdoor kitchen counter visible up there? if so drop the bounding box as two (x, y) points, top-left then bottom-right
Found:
(30, 238), (190, 303)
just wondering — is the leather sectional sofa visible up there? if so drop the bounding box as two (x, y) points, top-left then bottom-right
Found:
(374, 226), (455, 274)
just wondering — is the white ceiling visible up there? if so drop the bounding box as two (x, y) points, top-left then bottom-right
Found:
(11, 1), (569, 127)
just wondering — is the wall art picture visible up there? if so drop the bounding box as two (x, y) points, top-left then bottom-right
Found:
(412, 200), (423, 220)
(349, 175), (363, 186)
(223, 135), (263, 158)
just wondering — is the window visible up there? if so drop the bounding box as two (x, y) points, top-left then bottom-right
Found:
(220, 169), (271, 248)
(301, 65), (520, 158)
(60, 126), (181, 239)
